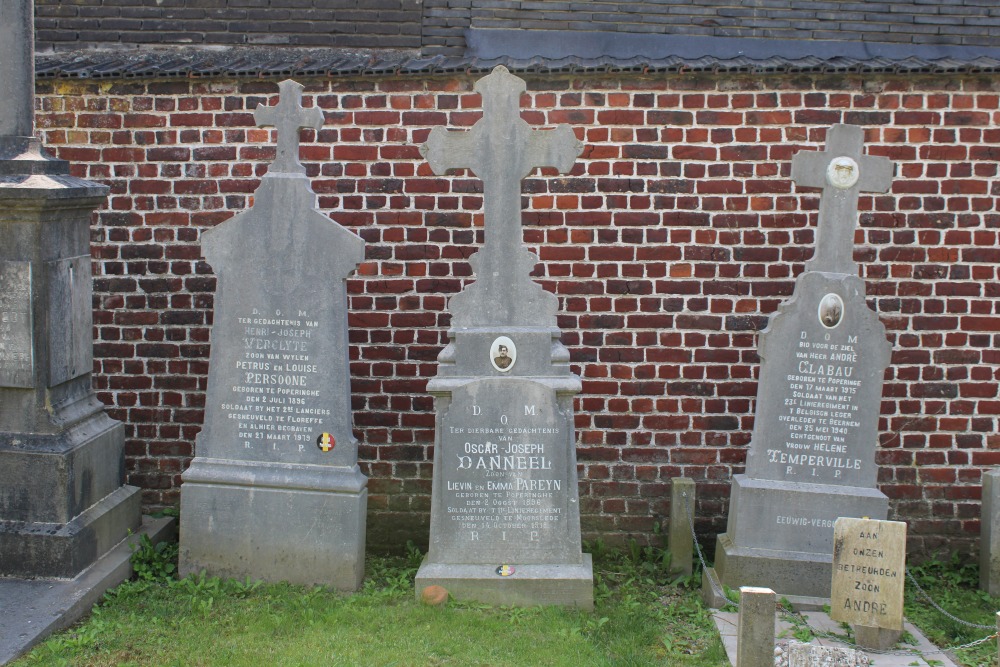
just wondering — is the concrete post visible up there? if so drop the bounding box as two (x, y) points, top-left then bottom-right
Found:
(669, 477), (695, 576)
(737, 586), (775, 667)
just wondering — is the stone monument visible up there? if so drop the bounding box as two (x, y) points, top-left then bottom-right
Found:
(414, 66), (592, 608)
(708, 124), (895, 606)
(0, 0), (141, 578)
(179, 80), (367, 590)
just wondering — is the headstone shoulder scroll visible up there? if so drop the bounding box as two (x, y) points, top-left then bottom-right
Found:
(180, 79), (367, 590)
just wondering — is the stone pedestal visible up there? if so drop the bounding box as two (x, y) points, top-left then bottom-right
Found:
(0, 140), (141, 578)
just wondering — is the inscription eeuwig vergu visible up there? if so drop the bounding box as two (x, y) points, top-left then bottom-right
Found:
(414, 66), (593, 608)
(709, 124), (896, 605)
(179, 80), (367, 590)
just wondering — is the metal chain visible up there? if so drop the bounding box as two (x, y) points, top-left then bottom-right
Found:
(683, 490), (738, 609)
(905, 568), (996, 630)
(679, 487), (997, 656)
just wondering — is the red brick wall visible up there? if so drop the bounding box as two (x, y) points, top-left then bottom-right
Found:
(35, 71), (1000, 556)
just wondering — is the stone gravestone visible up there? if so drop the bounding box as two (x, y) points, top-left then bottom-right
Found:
(831, 517), (906, 649)
(980, 469), (1000, 595)
(0, 0), (141, 578)
(179, 80), (367, 589)
(708, 124), (895, 606)
(414, 65), (593, 608)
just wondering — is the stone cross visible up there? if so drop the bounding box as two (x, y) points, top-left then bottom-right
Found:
(253, 79), (324, 175)
(0, 0), (36, 140)
(791, 124), (893, 275)
(420, 66), (580, 280)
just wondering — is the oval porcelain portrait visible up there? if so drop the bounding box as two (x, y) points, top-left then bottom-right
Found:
(489, 336), (516, 373)
(818, 293), (844, 329)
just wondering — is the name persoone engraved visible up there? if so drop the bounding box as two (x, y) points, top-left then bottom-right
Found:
(221, 308), (325, 452)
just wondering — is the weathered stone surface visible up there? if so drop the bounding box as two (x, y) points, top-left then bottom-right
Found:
(415, 66), (591, 609)
(669, 477), (695, 576)
(778, 640), (871, 667)
(712, 124), (895, 604)
(831, 517), (906, 632)
(0, 0), (139, 579)
(737, 586), (776, 667)
(179, 79), (367, 590)
(980, 470), (1000, 595)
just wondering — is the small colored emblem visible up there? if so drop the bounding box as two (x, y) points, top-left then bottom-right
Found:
(495, 564), (515, 577)
(317, 433), (335, 452)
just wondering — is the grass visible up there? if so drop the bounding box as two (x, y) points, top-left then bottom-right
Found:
(15, 539), (727, 667)
(904, 554), (1000, 667)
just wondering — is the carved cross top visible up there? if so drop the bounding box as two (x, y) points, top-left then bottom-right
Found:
(420, 66), (581, 261)
(254, 79), (324, 175)
(791, 124), (894, 275)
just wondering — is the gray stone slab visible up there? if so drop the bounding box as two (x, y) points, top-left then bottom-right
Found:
(179, 79), (367, 591)
(980, 469), (1000, 595)
(0, 515), (175, 666)
(416, 66), (591, 609)
(713, 125), (895, 602)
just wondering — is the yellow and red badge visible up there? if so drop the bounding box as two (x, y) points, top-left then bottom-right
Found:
(495, 564), (515, 577)
(317, 433), (335, 452)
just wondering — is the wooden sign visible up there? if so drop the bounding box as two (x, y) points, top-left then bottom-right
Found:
(830, 517), (906, 631)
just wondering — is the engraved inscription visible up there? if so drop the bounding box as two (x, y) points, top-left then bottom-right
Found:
(770, 322), (864, 483)
(831, 517), (906, 631)
(436, 382), (571, 562)
(0, 261), (34, 387)
(221, 308), (324, 454)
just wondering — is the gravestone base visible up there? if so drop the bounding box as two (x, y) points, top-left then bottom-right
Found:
(179, 459), (366, 590)
(0, 417), (141, 579)
(712, 475), (888, 602)
(415, 554), (593, 610)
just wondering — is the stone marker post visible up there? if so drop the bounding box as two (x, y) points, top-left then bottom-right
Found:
(669, 477), (695, 577)
(179, 80), (367, 590)
(414, 66), (593, 608)
(737, 587), (776, 667)
(708, 125), (895, 607)
(980, 469), (1000, 595)
(0, 0), (141, 577)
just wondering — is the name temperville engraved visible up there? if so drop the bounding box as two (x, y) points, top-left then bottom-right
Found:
(771, 329), (865, 480)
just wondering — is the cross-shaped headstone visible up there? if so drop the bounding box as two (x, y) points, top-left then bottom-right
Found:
(420, 66), (581, 277)
(0, 0), (36, 140)
(254, 79), (324, 175)
(791, 124), (894, 275)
